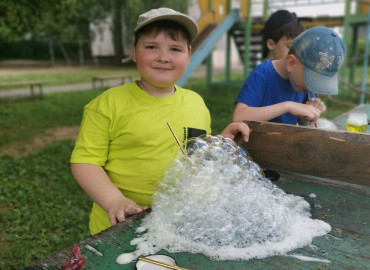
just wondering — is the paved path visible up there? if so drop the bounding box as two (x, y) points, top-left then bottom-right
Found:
(0, 79), (124, 100)
(0, 65), (244, 100)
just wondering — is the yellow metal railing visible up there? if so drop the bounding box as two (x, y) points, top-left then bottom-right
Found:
(196, 0), (249, 33)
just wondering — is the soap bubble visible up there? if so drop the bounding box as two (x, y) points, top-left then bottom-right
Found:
(117, 135), (330, 263)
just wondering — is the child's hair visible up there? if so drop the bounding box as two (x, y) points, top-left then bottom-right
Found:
(134, 20), (192, 47)
(262, 10), (304, 58)
(287, 47), (296, 56)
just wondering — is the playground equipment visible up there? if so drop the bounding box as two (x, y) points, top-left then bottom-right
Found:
(177, 0), (252, 87)
(177, 0), (369, 104)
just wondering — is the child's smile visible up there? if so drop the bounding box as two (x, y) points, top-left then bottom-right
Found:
(132, 31), (191, 97)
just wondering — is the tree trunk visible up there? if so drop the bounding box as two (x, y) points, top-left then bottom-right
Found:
(112, 0), (124, 63)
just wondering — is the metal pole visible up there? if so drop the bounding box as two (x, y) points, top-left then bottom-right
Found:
(360, 10), (370, 104)
(243, 0), (251, 78)
(49, 37), (55, 66)
(206, 54), (212, 90)
(78, 35), (85, 68)
(226, 31), (231, 82)
(341, 0), (351, 90)
(225, 0), (232, 82)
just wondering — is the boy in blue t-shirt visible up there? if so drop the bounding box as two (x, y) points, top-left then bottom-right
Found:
(262, 9), (304, 60)
(233, 26), (346, 126)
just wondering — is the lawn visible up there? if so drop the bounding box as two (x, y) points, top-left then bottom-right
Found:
(0, 63), (140, 91)
(0, 65), (367, 269)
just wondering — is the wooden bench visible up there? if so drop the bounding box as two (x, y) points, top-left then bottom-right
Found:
(92, 75), (133, 89)
(0, 81), (43, 97)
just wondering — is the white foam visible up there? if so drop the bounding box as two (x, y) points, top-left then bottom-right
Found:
(116, 135), (331, 264)
(316, 118), (337, 130)
(116, 251), (141, 264)
(287, 254), (331, 263)
(346, 113), (367, 126)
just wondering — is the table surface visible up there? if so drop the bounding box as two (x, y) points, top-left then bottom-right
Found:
(30, 172), (370, 270)
(333, 103), (370, 133)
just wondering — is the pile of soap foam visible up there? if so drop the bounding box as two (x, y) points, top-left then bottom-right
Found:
(316, 118), (337, 130)
(116, 135), (330, 264)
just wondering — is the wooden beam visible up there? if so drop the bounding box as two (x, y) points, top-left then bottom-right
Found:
(235, 121), (370, 186)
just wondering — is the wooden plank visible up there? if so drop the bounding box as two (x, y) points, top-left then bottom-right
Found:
(28, 173), (370, 269)
(235, 121), (370, 186)
(92, 75), (133, 89)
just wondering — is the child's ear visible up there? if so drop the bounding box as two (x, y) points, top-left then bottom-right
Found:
(187, 46), (192, 62)
(286, 54), (297, 72)
(131, 46), (136, 63)
(266, 39), (275, 51)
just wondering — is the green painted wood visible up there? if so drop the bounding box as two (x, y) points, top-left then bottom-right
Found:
(30, 173), (370, 270)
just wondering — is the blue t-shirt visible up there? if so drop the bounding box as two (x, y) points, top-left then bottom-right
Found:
(236, 59), (314, 125)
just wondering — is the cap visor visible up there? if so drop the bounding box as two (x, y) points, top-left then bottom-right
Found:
(303, 65), (338, 95)
(134, 14), (198, 41)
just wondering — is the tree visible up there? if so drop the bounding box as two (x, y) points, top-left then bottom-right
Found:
(0, 0), (50, 41)
(0, 0), (111, 42)
(0, 0), (190, 62)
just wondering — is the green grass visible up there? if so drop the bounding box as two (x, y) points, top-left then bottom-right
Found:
(186, 78), (242, 134)
(0, 90), (102, 147)
(0, 65), (140, 91)
(0, 141), (92, 269)
(0, 67), (367, 269)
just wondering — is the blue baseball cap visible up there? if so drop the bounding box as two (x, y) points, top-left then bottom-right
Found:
(293, 26), (346, 95)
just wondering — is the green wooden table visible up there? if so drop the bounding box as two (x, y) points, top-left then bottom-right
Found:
(333, 104), (370, 133)
(30, 172), (370, 270)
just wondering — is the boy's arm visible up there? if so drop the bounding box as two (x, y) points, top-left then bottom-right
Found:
(233, 101), (321, 122)
(71, 163), (147, 226)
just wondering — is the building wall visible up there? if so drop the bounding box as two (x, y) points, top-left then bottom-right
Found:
(90, 17), (114, 57)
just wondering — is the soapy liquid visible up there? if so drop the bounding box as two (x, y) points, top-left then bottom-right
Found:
(345, 124), (368, 133)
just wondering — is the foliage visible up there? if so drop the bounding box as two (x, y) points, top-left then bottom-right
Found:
(0, 0), (49, 41)
(0, 0), (190, 62)
(0, 141), (92, 269)
(0, 40), (88, 61)
(0, 0), (110, 42)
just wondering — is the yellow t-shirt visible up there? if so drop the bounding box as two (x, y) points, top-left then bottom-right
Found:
(70, 82), (211, 234)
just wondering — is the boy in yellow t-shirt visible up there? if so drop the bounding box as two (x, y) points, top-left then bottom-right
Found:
(70, 7), (250, 235)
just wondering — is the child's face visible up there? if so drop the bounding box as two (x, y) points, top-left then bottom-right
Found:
(132, 30), (191, 89)
(267, 36), (294, 60)
(287, 56), (308, 93)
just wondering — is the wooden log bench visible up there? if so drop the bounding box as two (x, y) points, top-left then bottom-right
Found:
(92, 75), (133, 89)
(0, 81), (43, 97)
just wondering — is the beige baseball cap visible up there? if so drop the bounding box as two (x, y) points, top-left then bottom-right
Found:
(134, 7), (198, 41)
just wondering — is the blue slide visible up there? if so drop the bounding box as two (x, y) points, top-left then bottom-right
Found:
(176, 9), (240, 87)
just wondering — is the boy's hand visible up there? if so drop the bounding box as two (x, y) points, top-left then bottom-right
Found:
(307, 98), (326, 113)
(287, 101), (321, 122)
(221, 122), (250, 142)
(108, 198), (148, 226)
